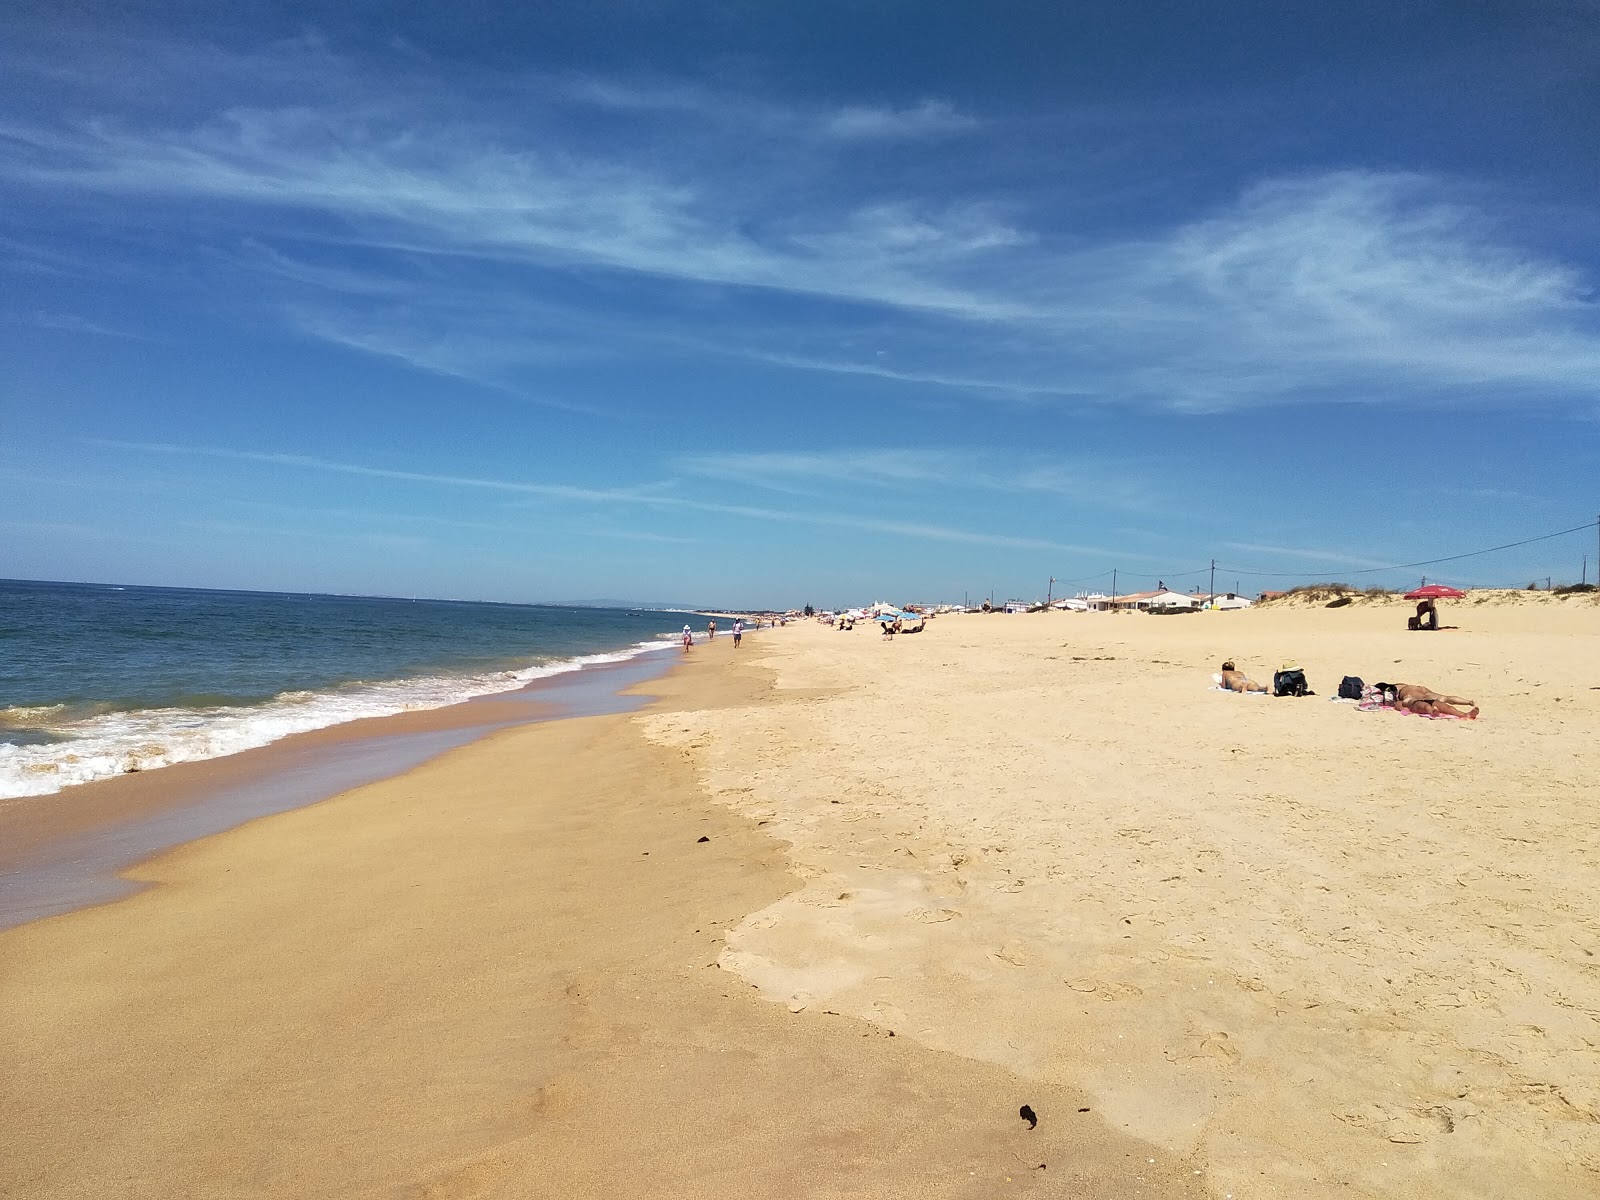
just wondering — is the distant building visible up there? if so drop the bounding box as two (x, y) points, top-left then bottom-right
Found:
(1102, 589), (1199, 611)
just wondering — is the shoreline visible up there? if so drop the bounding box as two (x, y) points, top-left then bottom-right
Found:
(0, 649), (681, 931)
(1, 626), (1204, 1200)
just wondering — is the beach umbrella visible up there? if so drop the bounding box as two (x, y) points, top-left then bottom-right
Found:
(1404, 585), (1466, 600)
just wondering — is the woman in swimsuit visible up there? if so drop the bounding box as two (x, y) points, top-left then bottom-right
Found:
(1219, 660), (1267, 693)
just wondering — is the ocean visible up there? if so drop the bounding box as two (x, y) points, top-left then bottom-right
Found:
(0, 578), (708, 799)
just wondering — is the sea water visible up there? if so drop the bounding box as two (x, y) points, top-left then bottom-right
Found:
(0, 579), (707, 799)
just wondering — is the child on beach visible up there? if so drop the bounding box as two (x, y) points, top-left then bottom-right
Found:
(681, 625), (693, 649)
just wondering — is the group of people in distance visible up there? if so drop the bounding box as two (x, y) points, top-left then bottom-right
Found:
(682, 617), (745, 650)
(1218, 661), (1477, 718)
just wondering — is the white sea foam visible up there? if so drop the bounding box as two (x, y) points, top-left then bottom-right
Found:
(0, 639), (676, 800)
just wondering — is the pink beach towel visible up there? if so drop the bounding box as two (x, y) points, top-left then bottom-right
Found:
(1356, 701), (1475, 721)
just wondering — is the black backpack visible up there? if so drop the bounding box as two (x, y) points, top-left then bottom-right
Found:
(1338, 675), (1364, 700)
(1273, 668), (1312, 697)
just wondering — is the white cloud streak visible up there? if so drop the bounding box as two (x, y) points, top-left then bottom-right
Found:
(1221, 541), (1393, 570)
(823, 99), (981, 140)
(0, 106), (1025, 322)
(88, 440), (1118, 554)
(3, 42), (1596, 413)
(675, 448), (1158, 511)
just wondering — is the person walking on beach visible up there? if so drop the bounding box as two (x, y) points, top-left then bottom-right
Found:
(732, 618), (744, 648)
(707, 618), (717, 640)
(681, 624), (693, 650)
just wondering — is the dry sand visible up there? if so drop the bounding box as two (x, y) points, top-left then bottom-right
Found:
(1, 644), (1204, 1199)
(643, 597), (1600, 1199)
(6, 598), (1597, 1198)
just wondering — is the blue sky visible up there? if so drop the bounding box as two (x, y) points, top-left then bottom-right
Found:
(4, 1), (1599, 607)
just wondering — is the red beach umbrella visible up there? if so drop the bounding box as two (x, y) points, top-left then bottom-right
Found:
(1404, 584), (1466, 600)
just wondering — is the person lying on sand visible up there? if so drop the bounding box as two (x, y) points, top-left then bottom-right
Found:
(1398, 696), (1479, 719)
(1396, 683), (1475, 707)
(1395, 683), (1478, 719)
(1219, 660), (1268, 693)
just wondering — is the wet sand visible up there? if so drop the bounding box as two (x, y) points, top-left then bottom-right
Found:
(0, 653), (672, 928)
(1, 636), (1203, 1200)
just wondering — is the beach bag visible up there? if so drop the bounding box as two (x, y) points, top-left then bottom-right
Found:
(1338, 675), (1364, 700)
(1273, 668), (1311, 697)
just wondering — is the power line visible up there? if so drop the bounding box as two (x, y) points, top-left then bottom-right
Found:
(1053, 565), (1211, 587)
(1217, 520), (1596, 579)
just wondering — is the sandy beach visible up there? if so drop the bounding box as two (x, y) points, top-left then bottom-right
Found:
(5, 596), (1599, 1198)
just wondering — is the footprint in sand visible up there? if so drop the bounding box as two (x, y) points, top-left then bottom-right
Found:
(991, 939), (1029, 967)
(1066, 978), (1143, 1000)
(1195, 1032), (1241, 1065)
(872, 999), (909, 1027)
(1342, 1104), (1455, 1144)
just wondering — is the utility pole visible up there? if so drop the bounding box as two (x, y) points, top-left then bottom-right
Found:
(1047, 576), (1055, 605)
(1111, 569), (1118, 610)
(1209, 559), (1216, 607)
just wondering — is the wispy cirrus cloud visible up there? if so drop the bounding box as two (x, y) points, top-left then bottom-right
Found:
(561, 77), (981, 142)
(675, 447), (1159, 511)
(822, 99), (981, 140)
(1221, 541), (1392, 570)
(0, 103), (1024, 323)
(3, 37), (1597, 414)
(23, 310), (152, 340)
(88, 439), (1124, 555)
(676, 448), (966, 493)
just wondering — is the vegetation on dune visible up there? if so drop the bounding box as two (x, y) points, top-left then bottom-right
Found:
(1257, 583), (1396, 606)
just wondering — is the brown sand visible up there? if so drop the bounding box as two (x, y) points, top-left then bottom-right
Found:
(645, 599), (1600, 1199)
(0, 695), (543, 867)
(1, 643), (1204, 1199)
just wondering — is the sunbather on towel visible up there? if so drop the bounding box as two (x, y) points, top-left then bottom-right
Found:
(1219, 660), (1268, 693)
(1396, 683), (1476, 710)
(1398, 695), (1478, 719)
